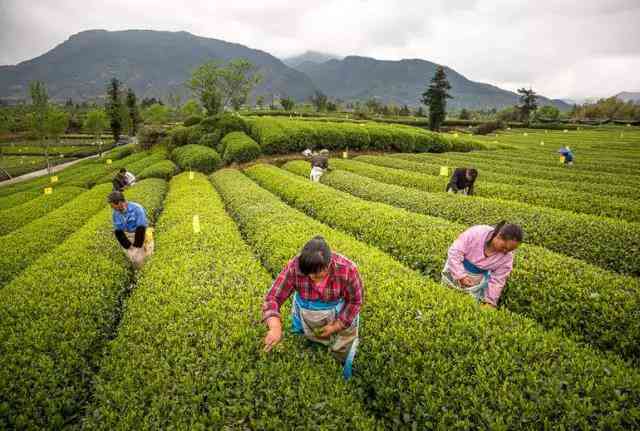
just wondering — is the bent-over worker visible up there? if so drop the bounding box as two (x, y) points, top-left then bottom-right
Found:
(262, 236), (362, 379)
(306, 149), (330, 182)
(441, 221), (523, 308)
(446, 167), (478, 195)
(557, 146), (574, 167)
(108, 191), (154, 269)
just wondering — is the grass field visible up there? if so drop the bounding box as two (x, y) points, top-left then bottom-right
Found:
(0, 125), (639, 429)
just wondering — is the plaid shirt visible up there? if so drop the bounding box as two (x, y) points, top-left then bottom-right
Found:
(263, 253), (363, 326)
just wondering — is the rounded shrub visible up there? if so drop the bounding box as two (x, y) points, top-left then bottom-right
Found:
(169, 126), (204, 149)
(183, 116), (203, 127)
(138, 126), (167, 150)
(172, 144), (221, 173)
(199, 131), (222, 148)
(137, 160), (179, 180)
(221, 132), (262, 164)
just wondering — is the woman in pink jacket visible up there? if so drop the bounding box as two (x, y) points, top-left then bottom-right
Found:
(442, 221), (523, 308)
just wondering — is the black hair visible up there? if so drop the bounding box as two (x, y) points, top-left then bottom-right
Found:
(107, 190), (126, 204)
(467, 168), (478, 180)
(299, 235), (332, 275)
(487, 221), (524, 244)
(119, 168), (127, 173)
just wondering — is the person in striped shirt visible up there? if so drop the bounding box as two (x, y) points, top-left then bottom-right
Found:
(262, 236), (363, 379)
(442, 221), (523, 308)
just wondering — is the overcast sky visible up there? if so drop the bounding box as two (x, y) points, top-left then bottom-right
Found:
(1, 0), (638, 100)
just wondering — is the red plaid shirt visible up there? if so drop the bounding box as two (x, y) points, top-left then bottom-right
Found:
(263, 253), (363, 326)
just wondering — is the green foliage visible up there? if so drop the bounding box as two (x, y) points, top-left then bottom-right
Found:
(102, 143), (135, 160)
(137, 160), (178, 180)
(0, 186), (85, 235)
(182, 115), (202, 127)
(106, 78), (123, 141)
(535, 105), (560, 121)
(180, 99), (202, 119)
(137, 125), (167, 150)
(198, 131), (222, 148)
(83, 109), (109, 139)
(331, 157), (640, 222)
(171, 144), (221, 173)
(221, 131), (261, 164)
(280, 96), (295, 111)
(473, 121), (504, 135)
(168, 125), (204, 149)
(143, 103), (171, 125)
(125, 88), (141, 135)
(84, 173), (376, 429)
(259, 162), (640, 361)
(0, 179), (167, 429)
(517, 88), (538, 123)
(212, 167), (640, 429)
(421, 66), (452, 131)
(0, 189), (42, 209)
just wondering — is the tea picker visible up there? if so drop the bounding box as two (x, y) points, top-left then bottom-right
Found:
(446, 167), (478, 195)
(441, 221), (523, 309)
(557, 145), (574, 167)
(303, 149), (331, 182)
(108, 191), (154, 269)
(262, 236), (362, 379)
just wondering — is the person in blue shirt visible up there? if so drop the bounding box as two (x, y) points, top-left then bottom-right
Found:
(108, 191), (154, 269)
(557, 146), (574, 167)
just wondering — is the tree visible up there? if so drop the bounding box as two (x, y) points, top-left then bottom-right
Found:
(459, 108), (471, 120)
(167, 91), (183, 112)
(326, 101), (339, 112)
(144, 103), (171, 124)
(141, 97), (163, 108)
(280, 96), (295, 111)
(256, 95), (265, 109)
(399, 105), (411, 116)
(310, 90), (328, 112)
(535, 105), (560, 121)
(421, 66), (452, 131)
(28, 81), (53, 173)
(106, 78), (123, 141)
(84, 109), (109, 156)
(181, 99), (202, 119)
(126, 88), (141, 135)
(187, 59), (261, 115)
(517, 88), (538, 123)
(44, 107), (69, 147)
(365, 98), (382, 114)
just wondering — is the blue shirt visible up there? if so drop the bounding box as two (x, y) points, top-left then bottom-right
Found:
(559, 148), (574, 161)
(112, 202), (147, 232)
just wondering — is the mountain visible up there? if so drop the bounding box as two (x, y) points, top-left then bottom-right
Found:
(0, 29), (316, 103)
(283, 51), (341, 68)
(296, 56), (570, 111)
(615, 92), (640, 103)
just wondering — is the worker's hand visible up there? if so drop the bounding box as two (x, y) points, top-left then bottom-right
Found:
(318, 320), (344, 339)
(459, 276), (476, 288)
(480, 302), (496, 310)
(263, 317), (283, 353)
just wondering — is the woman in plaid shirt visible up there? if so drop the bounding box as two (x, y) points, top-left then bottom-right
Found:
(262, 236), (363, 379)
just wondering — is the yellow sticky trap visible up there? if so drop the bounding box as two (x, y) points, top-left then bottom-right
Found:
(627, 124), (631, 127)
(559, 156), (565, 164)
(545, 130), (548, 134)
(50, 176), (58, 183)
(44, 187), (53, 195)
(106, 159), (112, 165)
(453, 133), (459, 138)
(189, 171), (194, 180)
(439, 166), (449, 177)
(145, 227), (154, 243)
(540, 141), (544, 146)
(192, 215), (201, 233)
(523, 132), (528, 136)
(342, 151), (348, 159)
(563, 129), (568, 133)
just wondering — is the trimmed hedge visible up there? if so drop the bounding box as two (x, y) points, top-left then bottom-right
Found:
(245, 117), (486, 154)
(0, 186), (85, 235)
(171, 144), (221, 173)
(0, 183), (113, 287)
(330, 158), (640, 222)
(221, 131), (262, 164)
(137, 160), (178, 180)
(169, 126), (204, 149)
(94, 152), (168, 185)
(253, 163), (640, 361)
(361, 154), (640, 200)
(284, 160), (640, 274)
(102, 143), (135, 160)
(0, 189), (41, 210)
(212, 168), (640, 429)
(198, 131), (222, 148)
(0, 179), (167, 429)
(84, 173), (377, 429)
(183, 115), (202, 127)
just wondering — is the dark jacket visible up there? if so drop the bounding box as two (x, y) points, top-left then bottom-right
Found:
(112, 173), (127, 192)
(311, 154), (329, 169)
(447, 168), (476, 195)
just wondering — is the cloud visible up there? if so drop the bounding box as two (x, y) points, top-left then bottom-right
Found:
(0, 0), (638, 99)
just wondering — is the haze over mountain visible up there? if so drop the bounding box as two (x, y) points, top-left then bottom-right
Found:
(0, 29), (316, 103)
(615, 92), (640, 103)
(0, 29), (569, 110)
(283, 51), (342, 68)
(295, 56), (569, 110)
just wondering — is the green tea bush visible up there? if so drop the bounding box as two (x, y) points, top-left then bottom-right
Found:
(198, 131), (222, 148)
(331, 158), (640, 222)
(0, 186), (85, 235)
(0, 179), (167, 430)
(221, 131), (262, 164)
(103, 143), (135, 160)
(171, 144), (221, 173)
(169, 125), (203, 149)
(83, 173), (377, 430)
(0, 189), (41, 209)
(253, 163), (640, 361)
(212, 168), (640, 429)
(0, 183), (115, 287)
(182, 115), (202, 127)
(137, 160), (178, 180)
(137, 125), (167, 150)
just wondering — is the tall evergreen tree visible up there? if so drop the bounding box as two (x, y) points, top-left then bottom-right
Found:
(421, 66), (452, 131)
(106, 78), (123, 141)
(517, 88), (538, 123)
(126, 88), (141, 135)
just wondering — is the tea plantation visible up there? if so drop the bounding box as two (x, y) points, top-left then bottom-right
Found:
(0, 125), (639, 429)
